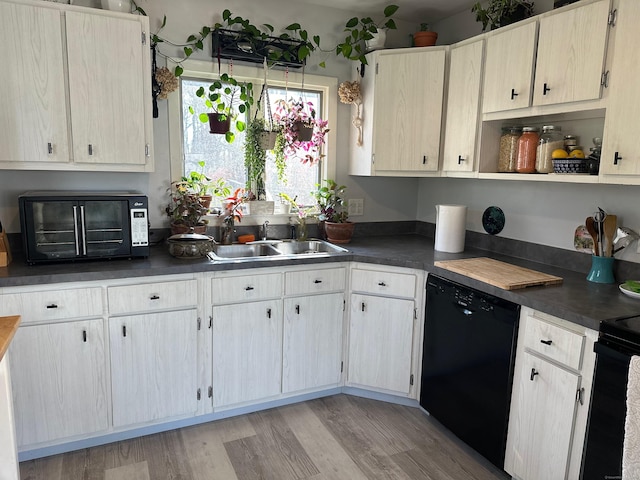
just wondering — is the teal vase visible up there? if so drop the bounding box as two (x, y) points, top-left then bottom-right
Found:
(586, 255), (615, 284)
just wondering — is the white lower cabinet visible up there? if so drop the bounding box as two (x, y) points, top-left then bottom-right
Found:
(283, 293), (344, 394)
(109, 310), (199, 427)
(505, 306), (597, 480)
(348, 294), (414, 395)
(212, 300), (283, 408)
(9, 318), (108, 446)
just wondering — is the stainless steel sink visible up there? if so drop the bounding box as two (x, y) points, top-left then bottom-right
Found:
(207, 239), (348, 262)
(207, 243), (282, 261)
(274, 240), (349, 255)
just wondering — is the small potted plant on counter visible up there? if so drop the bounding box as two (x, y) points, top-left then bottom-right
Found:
(312, 179), (355, 244)
(166, 182), (210, 235)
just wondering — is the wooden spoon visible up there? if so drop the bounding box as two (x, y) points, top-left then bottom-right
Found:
(586, 217), (599, 256)
(603, 214), (617, 257)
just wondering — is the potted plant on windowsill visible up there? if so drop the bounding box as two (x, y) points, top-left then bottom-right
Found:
(193, 73), (254, 143)
(312, 179), (355, 244)
(273, 99), (329, 166)
(471, 0), (535, 31)
(166, 183), (210, 235)
(336, 4), (399, 64)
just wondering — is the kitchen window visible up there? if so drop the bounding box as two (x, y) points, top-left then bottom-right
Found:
(168, 60), (338, 219)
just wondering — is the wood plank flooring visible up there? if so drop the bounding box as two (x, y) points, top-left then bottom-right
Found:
(19, 394), (510, 480)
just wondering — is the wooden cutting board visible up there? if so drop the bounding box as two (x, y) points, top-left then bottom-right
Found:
(434, 257), (563, 290)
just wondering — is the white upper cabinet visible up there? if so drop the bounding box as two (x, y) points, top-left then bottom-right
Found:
(0, 0), (153, 172)
(66, 11), (149, 167)
(600, 0), (640, 178)
(532, 0), (610, 106)
(442, 39), (484, 173)
(482, 21), (537, 114)
(349, 47), (446, 176)
(0, 2), (69, 164)
(483, 0), (611, 114)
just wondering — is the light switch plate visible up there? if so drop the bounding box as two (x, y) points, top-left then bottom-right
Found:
(348, 198), (364, 216)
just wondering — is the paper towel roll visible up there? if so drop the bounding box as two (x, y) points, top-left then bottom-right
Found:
(435, 205), (467, 253)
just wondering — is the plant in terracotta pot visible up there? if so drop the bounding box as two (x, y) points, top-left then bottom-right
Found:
(193, 73), (254, 143)
(273, 99), (329, 166)
(312, 179), (355, 244)
(336, 4), (399, 64)
(471, 0), (535, 31)
(413, 23), (438, 47)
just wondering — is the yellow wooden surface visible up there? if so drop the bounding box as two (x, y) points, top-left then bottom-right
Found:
(0, 316), (20, 361)
(434, 257), (563, 290)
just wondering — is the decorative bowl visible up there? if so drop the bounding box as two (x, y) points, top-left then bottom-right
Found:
(167, 233), (214, 259)
(552, 158), (587, 174)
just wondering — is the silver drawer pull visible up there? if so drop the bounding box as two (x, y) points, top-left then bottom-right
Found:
(46, 304), (58, 309)
(540, 339), (553, 345)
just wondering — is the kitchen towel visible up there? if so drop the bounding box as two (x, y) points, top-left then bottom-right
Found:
(623, 355), (640, 480)
(434, 205), (467, 253)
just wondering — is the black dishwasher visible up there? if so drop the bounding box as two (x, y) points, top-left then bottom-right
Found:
(420, 274), (520, 470)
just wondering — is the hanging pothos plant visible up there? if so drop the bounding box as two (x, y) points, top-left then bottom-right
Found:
(273, 99), (329, 166)
(244, 118), (269, 198)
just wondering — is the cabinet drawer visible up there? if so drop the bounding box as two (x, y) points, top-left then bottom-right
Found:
(351, 269), (416, 299)
(285, 268), (346, 296)
(108, 279), (197, 315)
(0, 288), (103, 323)
(524, 315), (585, 370)
(212, 273), (282, 304)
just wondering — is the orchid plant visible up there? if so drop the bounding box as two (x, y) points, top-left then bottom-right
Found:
(273, 99), (329, 166)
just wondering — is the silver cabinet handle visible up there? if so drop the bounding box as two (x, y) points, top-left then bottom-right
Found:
(80, 205), (87, 255)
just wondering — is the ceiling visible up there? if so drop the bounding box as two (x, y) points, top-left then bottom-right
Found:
(295, 0), (477, 23)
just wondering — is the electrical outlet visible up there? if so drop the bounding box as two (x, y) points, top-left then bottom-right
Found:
(348, 198), (364, 216)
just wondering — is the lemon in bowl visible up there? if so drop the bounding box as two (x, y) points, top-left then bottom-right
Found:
(569, 149), (585, 159)
(552, 149), (569, 159)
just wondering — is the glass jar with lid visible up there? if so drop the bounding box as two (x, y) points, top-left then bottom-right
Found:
(536, 125), (564, 173)
(516, 127), (539, 173)
(498, 127), (522, 173)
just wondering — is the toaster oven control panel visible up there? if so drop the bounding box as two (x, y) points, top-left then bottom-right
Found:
(131, 209), (149, 246)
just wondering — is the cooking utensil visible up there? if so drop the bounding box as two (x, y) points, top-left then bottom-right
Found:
(603, 214), (617, 257)
(593, 209), (607, 257)
(167, 232), (215, 259)
(613, 227), (640, 254)
(586, 217), (599, 256)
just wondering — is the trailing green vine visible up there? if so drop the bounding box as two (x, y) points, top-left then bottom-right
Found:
(244, 119), (268, 197)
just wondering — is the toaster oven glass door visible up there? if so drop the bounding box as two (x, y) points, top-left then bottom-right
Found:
(24, 199), (132, 262)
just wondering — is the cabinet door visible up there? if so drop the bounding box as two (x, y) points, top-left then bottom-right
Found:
(283, 293), (343, 393)
(505, 351), (580, 480)
(483, 22), (537, 113)
(348, 294), (414, 394)
(373, 49), (445, 172)
(600, 0), (640, 176)
(0, 2), (69, 164)
(66, 12), (147, 166)
(9, 319), (108, 446)
(533, 0), (610, 106)
(212, 300), (283, 407)
(109, 310), (198, 427)
(442, 40), (484, 172)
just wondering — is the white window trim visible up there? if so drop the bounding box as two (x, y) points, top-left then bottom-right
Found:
(167, 59), (338, 225)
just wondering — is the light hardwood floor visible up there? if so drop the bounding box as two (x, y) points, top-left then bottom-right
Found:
(19, 394), (510, 480)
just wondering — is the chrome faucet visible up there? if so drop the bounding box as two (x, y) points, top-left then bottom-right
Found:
(261, 220), (270, 241)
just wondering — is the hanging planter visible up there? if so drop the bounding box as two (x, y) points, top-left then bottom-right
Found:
(207, 113), (231, 135)
(258, 130), (278, 150)
(293, 121), (314, 142)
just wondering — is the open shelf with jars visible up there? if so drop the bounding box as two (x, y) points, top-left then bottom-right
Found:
(477, 108), (605, 183)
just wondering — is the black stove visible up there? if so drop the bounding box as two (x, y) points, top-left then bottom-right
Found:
(581, 315), (640, 480)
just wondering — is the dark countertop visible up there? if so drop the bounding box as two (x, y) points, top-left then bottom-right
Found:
(1, 234), (639, 331)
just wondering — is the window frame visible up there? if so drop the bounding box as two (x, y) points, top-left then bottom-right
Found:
(167, 59), (338, 224)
